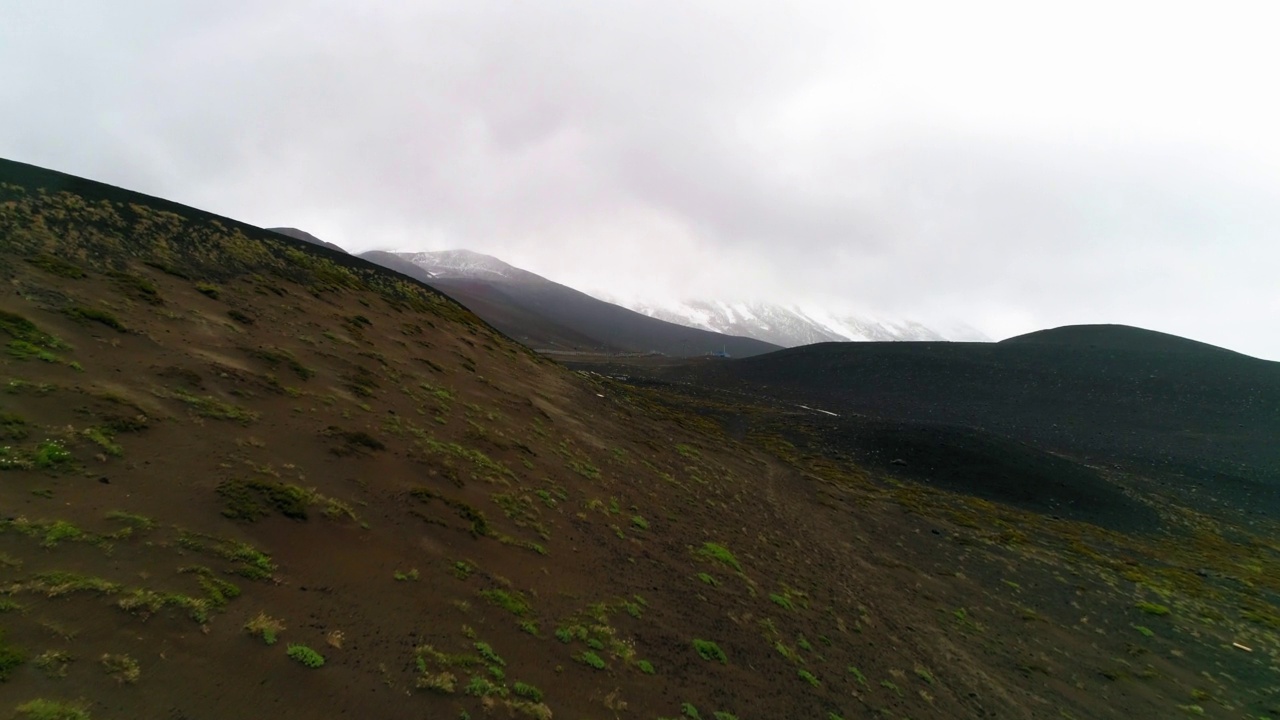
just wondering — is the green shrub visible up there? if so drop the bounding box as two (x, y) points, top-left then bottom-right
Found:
(697, 543), (741, 572)
(15, 699), (91, 720)
(474, 642), (504, 667)
(1135, 601), (1170, 616)
(512, 681), (543, 702)
(286, 644), (324, 668)
(82, 427), (122, 456)
(0, 630), (25, 680)
(34, 441), (71, 468)
(478, 588), (531, 617)
(41, 520), (82, 547)
(26, 254), (87, 278)
(65, 306), (125, 332)
(692, 639), (726, 663)
(577, 651), (606, 670)
(463, 676), (503, 697)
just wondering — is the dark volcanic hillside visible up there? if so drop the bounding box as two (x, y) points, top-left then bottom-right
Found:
(3, 157), (1279, 720)
(359, 250), (612, 352)
(666, 334), (1280, 509)
(360, 249), (781, 358)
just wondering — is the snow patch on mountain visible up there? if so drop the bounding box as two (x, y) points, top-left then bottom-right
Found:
(396, 249), (526, 281)
(620, 298), (988, 347)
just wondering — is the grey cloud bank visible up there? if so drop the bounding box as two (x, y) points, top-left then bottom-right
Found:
(3, 1), (1278, 358)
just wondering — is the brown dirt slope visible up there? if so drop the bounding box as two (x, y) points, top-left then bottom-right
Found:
(0, 158), (1276, 719)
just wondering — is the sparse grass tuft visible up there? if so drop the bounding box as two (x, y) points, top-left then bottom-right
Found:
(32, 651), (72, 678)
(26, 254), (87, 278)
(82, 427), (122, 457)
(798, 668), (821, 687)
(20, 571), (120, 597)
(244, 612), (285, 645)
(248, 347), (314, 380)
(99, 653), (140, 684)
(107, 270), (162, 305)
(104, 511), (154, 532)
(161, 388), (258, 424)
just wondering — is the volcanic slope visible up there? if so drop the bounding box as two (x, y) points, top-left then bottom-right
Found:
(660, 331), (1280, 514)
(360, 248), (781, 358)
(359, 250), (612, 353)
(2, 158), (1278, 719)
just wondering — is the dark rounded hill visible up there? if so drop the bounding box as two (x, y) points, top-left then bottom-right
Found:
(1002, 323), (1244, 356)
(669, 325), (1280, 516)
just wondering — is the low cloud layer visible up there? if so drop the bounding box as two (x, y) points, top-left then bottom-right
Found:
(4, 1), (1278, 357)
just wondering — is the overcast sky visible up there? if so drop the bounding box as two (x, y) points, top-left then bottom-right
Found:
(4, 2), (1279, 358)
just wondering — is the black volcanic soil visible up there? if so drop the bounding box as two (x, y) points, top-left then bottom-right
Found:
(642, 336), (1280, 515)
(821, 420), (1161, 533)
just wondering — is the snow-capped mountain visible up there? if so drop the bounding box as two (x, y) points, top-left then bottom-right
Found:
(396, 249), (530, 282)
(370, 249), (782, 357)
(391, 249), (988, 349)
(618, 299), (989, 347)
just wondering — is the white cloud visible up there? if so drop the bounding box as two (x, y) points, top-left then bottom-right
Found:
(2, 0), (1278, 357)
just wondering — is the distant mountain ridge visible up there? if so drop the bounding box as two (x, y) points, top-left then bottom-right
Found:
(358, 249), (781, 357)
(267, 227), (347, 253)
